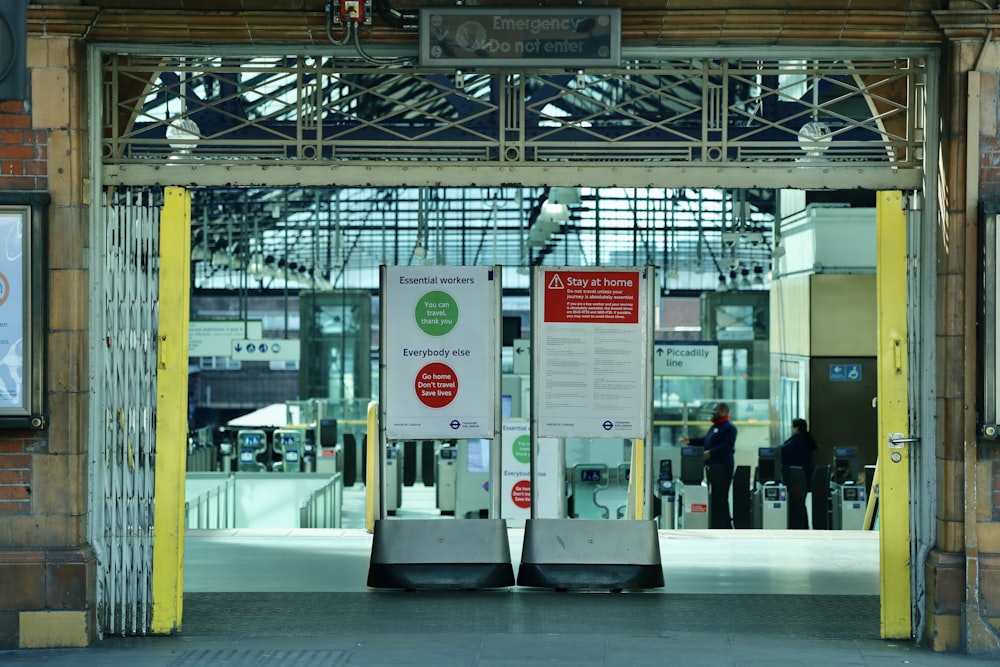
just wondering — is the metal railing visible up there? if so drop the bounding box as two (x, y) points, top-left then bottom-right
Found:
(184, 475), (236, 529)
(299, 473), (343, 528)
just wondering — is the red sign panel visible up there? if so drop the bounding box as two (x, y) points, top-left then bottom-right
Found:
(414, 362), (458, 409)
(511, 479), (531, 509)
(543, 270), (640, 324)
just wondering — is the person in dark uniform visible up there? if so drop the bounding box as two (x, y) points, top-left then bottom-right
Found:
(780, 417), (818, 492)
(680, 402), (737, 527)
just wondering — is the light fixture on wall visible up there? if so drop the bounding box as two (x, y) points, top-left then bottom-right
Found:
(797, 60), (832, 161)
(797, 120), (832, 161)
(527, 202), (569, 247)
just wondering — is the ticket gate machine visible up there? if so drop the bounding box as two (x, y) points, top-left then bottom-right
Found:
(832, 447), (859, 485)
(571, 464), (609, 519)
(676, 446), (709, 529)
(237, 429), (267, 472)
(436, 444), (457, 516)
(830, 448), (866, 529)
(273, 428), (303, 473)
(656, 460), (676, 529)
(751, 447), (787, 529)
(832, 483), (867, 529)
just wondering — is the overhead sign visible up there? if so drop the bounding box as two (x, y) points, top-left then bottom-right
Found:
(654, 342), (719, 376)
(383, 266), (498, 440)
(533, 267), (650, 439)
(230, 338), (300, 362)
(189, 320), (263, 357)
(419, 7), (621, 68)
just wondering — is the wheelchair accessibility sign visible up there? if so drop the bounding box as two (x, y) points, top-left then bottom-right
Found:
(829, 364), (862, 382)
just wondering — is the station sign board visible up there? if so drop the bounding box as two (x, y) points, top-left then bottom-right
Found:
(189, 320), (263, 357)
(419, 7), (621, 68)
(654, 342), (719, 376)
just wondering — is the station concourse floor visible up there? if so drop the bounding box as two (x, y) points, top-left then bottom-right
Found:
(3, 485), (995, 666)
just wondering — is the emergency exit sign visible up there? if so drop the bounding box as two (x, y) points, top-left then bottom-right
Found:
(419, 7), (621, 68)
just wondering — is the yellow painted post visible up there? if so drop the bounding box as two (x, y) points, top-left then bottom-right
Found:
(151, 187), (191, 634)
(365, 401), (379, 532)
(630, 439), (645, 520)
(875, 190), (911, 639)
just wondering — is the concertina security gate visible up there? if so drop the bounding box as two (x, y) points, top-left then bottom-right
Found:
(91, 187), (162, 636)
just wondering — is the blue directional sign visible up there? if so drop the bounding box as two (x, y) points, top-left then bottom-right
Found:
(829, 364), (863, 382)
(231, 339), (300, 361)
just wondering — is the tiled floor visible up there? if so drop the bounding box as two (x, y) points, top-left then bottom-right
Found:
(2, 484), (995, 665)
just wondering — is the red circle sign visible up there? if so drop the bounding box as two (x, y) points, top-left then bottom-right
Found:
(414, 362), (458, 409)
(511, 479), (531, 509)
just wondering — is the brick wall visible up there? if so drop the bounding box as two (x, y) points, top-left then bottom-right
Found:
(0, 34), (96, 648)
(0, 437), (32, 517)
(0, 99), (47, 190)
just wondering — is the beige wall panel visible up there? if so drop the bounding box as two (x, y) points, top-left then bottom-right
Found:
(769, 274), (811, 356)
(810, 274), (876, 356)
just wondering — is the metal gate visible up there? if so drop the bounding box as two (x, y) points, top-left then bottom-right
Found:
(89, 187), (162, 636)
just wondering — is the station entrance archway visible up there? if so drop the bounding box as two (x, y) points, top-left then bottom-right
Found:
(89, 47), (938, 640)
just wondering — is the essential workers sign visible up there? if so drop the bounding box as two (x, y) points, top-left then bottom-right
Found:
(382, 266), (499, 440)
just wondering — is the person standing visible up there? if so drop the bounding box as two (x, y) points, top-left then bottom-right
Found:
(779, 417), (818, 492)
(680, 402), (737, 527)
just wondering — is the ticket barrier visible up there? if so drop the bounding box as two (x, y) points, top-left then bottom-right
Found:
(832, 447), (859, 486)
(436, 444), (457, 516)
(675, 446), (709, 529)
(784, 466), (809, 530)
(570, 464), (609, 519)
(830, 447), (866, 529)
(811, 465), (832, 530)
(832, 482), (867, 530)
(732, 465), (752, 529)
(385, 444), (401, 516)
(218, 436), (235, 472)
(751, 447), (787, 530)
(656, 460), (676, 529)
(237, 429), (267, 472)
(585, 464), (629, 520)
(273, 428), (303, 473)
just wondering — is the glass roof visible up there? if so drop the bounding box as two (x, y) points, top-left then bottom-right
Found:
(189, 185), (776, 294)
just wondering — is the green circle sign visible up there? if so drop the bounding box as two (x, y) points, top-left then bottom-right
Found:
(415, 290), (458, 336)
(512, 435), (531, 464)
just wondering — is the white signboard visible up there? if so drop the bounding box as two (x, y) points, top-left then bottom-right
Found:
(533, 267), (650, 438)
(383, 266), (498, 439)
(230, 338), (300, 361)
(189, 320), (263, 357)
(511, 337), (530, 375)
(500, 420), (561, 524)
(654, 342), (719, 376)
